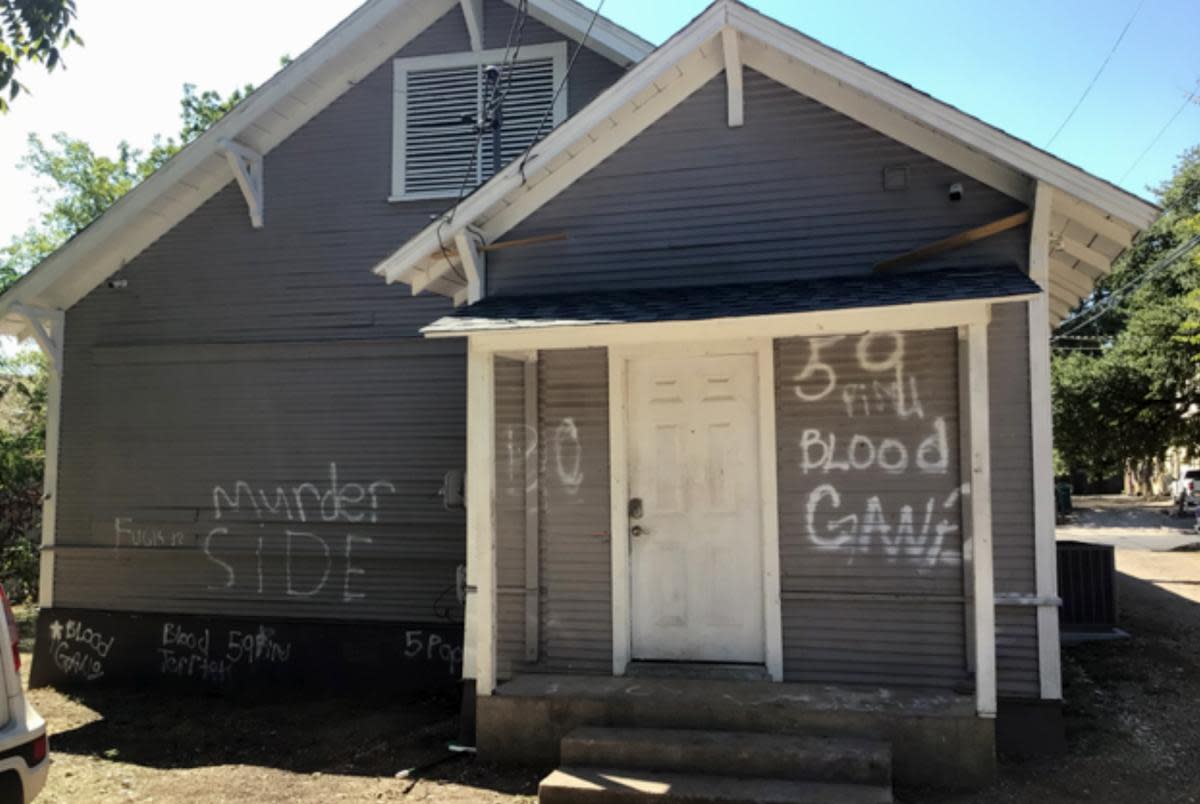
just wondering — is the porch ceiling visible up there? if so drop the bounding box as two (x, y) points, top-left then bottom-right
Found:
(422, 265), (1040, 335)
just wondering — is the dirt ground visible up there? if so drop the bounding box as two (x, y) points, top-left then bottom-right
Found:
(20, 494), (1200, 803)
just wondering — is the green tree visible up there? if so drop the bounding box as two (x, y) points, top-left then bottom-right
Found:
(0, 0), (82, 112)
(1052, 147), (1200, 489)
(0, 350), (46, 601)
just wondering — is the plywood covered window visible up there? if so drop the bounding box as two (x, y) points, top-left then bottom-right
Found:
(391, 43), (567, 201)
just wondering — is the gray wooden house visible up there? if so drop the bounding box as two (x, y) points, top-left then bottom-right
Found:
(0, 0), (1157, 795)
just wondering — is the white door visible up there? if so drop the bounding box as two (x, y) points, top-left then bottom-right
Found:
(628, 352), (764, 663)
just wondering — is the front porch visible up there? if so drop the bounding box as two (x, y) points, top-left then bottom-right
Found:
(433, 268), (1042, 795)
(478, 674), (994, 790)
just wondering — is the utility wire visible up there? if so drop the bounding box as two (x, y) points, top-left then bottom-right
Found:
(518, 0), (605, 182)
(1045, 0), (1146, 148)
(1051, 234), (1200, 340)
(434, 0), (530, 278)
(1118, 81), (1199, 183)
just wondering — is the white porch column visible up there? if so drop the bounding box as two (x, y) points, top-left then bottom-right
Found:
(1028, 181), (1064, 700)
(39, 344), (62, 609)
(466, 339), (498, 695)
(966, 320), (997, 717)
(10, 306), (64, 609)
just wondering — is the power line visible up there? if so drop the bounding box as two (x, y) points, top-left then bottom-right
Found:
(518, 0), (605, 182)
(1119, 81), (1199, 183)
(1046, 0), (1146, 148)
(1051, 234), (1200, 340)
(435, 0), (531, 277)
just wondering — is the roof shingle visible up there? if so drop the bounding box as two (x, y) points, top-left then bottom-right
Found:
(422, 265), (1040, 335)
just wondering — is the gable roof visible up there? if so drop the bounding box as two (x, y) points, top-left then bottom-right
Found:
(0, 0), (652, 340)
(372, 0), (1160, 325)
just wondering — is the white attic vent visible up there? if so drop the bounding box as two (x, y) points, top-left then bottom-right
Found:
(391, 43), (567, 201)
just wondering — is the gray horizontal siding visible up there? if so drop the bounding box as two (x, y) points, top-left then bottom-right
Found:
(988, 301), (1040, 697)
(535, 349), (611, 673)
(989, 303), (1036, 596)
(489, 69), (1027, 295)
(495, 356), (528, 677)
(54, 0), (625, 625)
(776, 329), (968, 688)
(996, 608), (1039, 698)
(55, 339), (467, 621)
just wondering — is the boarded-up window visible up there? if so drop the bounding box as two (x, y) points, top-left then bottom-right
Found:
(392, 44), (566, 199)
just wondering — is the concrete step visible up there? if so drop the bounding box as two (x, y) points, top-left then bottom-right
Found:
(560, 727), (891, 787)
(539, 767), (893, 804)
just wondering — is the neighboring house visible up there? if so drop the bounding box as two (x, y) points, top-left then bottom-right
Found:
(0, 0), (1158, 794)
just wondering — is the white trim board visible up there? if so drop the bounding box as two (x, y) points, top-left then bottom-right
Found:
(1029, 182), (1063, 700)
(516, 0), (652, 67)
(964, 321), (997, 718)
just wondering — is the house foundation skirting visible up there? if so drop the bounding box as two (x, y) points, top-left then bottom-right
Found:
(476, 674), (996, 790)
(29, 607), (463, 694)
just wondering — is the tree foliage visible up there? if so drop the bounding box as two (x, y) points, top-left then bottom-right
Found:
(0, 0), (82, 112)
(0, 350), (46, 601)
(1052, 147), (1200, 488)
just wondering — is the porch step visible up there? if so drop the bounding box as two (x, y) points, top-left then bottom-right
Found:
(560, 727), (892, 787)
(538, 767), (893, 804)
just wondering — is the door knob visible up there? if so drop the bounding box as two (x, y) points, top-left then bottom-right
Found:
(631, 525), (648, 538)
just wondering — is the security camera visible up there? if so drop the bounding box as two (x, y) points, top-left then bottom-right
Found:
(948, 182), (964, 202)
(483, 64), (501, 84)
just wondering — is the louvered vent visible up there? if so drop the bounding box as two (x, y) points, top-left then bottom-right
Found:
(398, 56), (560, 198)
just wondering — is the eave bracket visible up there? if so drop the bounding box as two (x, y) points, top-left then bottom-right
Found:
(219, 139), (265, 229)
(10, 304), (64, 375)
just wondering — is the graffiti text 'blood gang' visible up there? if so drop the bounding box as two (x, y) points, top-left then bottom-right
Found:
(49, 618), (115, 681)
(203, 462), (393, 603)
(792, 332), (965, 568)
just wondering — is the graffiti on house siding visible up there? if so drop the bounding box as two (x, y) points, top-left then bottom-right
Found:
(113, 517), (187, 549)
(49, 618), (115, 681)
(157, 621), (292, 683)
(502, 417), (585, 499)
(792, 332), (964, 568)
(202, 462), (392, 602)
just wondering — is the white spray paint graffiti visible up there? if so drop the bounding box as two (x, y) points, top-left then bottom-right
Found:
(49, 619), (114, 681)
(202, 463), (389, 602)
(798, 417), (949, 476)
(114, 517), (187, 550)
(502, 417), (585, 499)
(792, 332), (965, 568)
(804, 483), (966, 567)
(404, 629), (463, 676)
(157, 621), (293, 683)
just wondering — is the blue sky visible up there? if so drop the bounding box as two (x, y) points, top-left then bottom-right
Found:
(0, 0), (1196, 247)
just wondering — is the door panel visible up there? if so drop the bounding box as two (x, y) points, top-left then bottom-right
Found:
(628, 352), (764, 663)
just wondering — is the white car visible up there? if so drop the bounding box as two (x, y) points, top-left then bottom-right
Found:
(0, 587), (47, 804)
(1172, 468), (1200, 516)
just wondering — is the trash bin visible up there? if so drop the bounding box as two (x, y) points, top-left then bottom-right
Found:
(1055, 482), (1073, 516)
